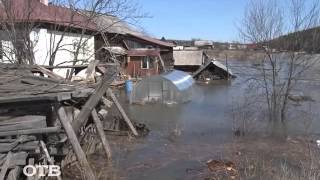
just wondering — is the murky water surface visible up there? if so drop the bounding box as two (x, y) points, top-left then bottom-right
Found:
(100, 59), (320, 180)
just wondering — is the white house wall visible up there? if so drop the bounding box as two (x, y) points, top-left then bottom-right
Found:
(0, 29), (95, 77)
(32, 29), (95, 77)
(0, 30), (16, 62)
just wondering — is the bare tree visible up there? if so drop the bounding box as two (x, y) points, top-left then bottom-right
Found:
(239, 0), (320, 122)
(0, 0), (144, 79)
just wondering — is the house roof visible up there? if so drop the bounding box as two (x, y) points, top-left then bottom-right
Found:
(173, 50), (204, 66)
(192, 60), (236, 78)
(128, 33), (175, 48)
(0, 0), (97, 30)
(127, 49), (160, 57)
(93, 15), (143, 35)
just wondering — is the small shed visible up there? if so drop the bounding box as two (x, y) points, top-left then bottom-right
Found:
(193, 60), (236, 80)
(173, 50), (205, 72)
(130, 70), (194, 104)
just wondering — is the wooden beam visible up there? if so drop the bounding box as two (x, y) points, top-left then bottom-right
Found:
(107, 89), (138, 136)
(158, 55), (167, 72)
(7, 166), (21, 180)
(40, 141), (62, 180)
(0, 152), (12, 180)
(42, 63), (117, 69)
(57, 107), (96, 180)
(72, 70), (116, 135)
(0, 127), (61, 137)
(34, 65), (65, 80)
(27, 158), (35, 180)
(91, 109), (112, 160)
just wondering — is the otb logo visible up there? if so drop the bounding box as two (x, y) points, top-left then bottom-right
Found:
(23, 165), (61, 177)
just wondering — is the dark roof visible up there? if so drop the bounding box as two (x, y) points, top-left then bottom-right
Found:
(127, 49), (160, 57)
(94, 15), (143, 35)
(0, 0), (96, 30)
(128, 33), (175, 48)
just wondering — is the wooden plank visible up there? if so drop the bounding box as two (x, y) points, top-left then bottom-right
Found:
(7, 166), (21, 180)
(101, 97), (113, 108)
(34, 65), (65, 80)
(40, 141), (62, 180)
(0, 127), (61, 137)
(158, 55), (167, 72)
(85, 60), (99, 81)
(0, 115), (45, 124)
(0, 152), (27, 167)
(91, 109), (112, 160)
(72, 70), (116, 135)
(42, 63), (117, 69)
(0, 116), (46, 132)
(107, 89), (138, 136)
(57, 107), (96, 180)
(6, 166), (20, 180)
(0, 152), (12, 180)
(0, 136), (35, 153)
(27, 158), (35, 180)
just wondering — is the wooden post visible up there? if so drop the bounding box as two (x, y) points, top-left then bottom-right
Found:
(72, 70), (116, 135)
(57, 107), (96, 180)
(158, 55), (167, 72)
(91, 109), (112, 159)
(225, 54), (229, 80)
(40, 141), (62, 180)
(7, 166), (21, 180)
(107, 89), (138, 136)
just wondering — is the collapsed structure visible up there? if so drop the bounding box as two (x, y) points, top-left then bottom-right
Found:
(0, 63), (140, 179)
(173, 50), (235, 81)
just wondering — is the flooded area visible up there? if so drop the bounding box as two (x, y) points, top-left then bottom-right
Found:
(87, 58), (320, 180)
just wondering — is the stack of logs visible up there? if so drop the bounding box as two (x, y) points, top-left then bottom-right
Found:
(0, 63), (139, 180)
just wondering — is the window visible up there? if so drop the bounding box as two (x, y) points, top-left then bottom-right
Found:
(141, 57), (149, 69)
(141, 56), (155, 69)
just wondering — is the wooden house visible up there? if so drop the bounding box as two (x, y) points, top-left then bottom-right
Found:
(94, 15), (175, 78)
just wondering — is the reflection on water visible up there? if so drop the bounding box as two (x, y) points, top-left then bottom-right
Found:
(107, 59), (320, 180)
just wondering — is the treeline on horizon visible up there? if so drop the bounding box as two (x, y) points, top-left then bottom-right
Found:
(269, 27), (320, 53)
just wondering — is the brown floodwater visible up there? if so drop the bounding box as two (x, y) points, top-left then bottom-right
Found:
(92, 59), (320, 180)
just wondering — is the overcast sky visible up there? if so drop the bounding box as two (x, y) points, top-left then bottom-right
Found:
(136, 0), (248, 42)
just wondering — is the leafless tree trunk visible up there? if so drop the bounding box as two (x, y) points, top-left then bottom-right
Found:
(239, 0), (320, 122)
(0, 0), (145, 79)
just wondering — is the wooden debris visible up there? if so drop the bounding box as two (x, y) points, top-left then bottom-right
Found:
(40, 141), (62, 180)
(0, 116), (46, 132)
(57, 106), (96, 180)
(91, 109), (112, 159)
(34, 65), (65, 80)
(72, 70), (116, 135)
(107, 88), (138, 136)
(27, 158), (35, 180)
(0, 127), (61, 137)
(0, 152), (13, 180)
(0, 152), (27, 167)
(6, 166), (21, 180)
(0, 62), (140, 179)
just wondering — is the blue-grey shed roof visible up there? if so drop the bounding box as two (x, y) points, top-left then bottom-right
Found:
(161, 70), (194, 91)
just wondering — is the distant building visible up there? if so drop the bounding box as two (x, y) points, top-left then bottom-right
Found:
(194, 40), (214, 49)
(173, 50), (206, 72)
